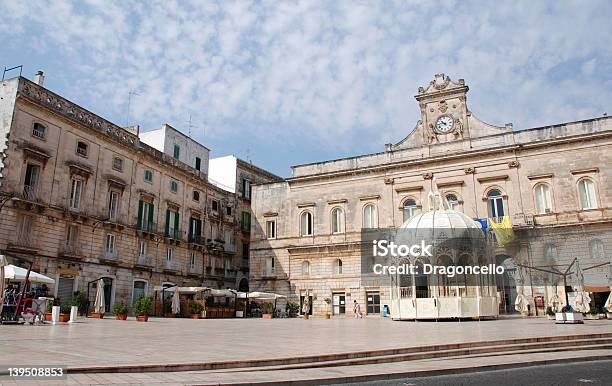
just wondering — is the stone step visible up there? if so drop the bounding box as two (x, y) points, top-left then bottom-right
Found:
(68, 332), (612, 374)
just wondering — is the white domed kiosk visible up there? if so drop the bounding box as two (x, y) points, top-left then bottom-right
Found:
(390, 181), (499, 320)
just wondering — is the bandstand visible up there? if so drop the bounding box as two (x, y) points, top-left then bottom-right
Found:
(390, 186), (499, 320)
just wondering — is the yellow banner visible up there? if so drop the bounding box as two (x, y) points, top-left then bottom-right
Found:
(489, 216), (515, 246)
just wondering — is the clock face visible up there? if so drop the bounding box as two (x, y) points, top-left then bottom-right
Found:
(435, 115), (454, 133)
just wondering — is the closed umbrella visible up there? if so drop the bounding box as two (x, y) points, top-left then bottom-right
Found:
(514, 291), (529, 313)
(94, 279), (105, 314)
(548, 292), (562, 312)
(605, 292), (612, 312)
(0, 255), (7, 316)
(171, 287), (180, 315)
(571, 261), (591, 313)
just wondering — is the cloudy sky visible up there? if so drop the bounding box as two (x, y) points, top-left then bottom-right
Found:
(2, 1), (611, 176)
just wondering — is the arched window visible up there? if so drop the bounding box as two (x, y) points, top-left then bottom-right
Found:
(300, 211), (313, 236)
(445, 194), (460, 211)
(363, 204), (377, 228)
(487, 189), (505, 222)
(578, 179), (597, 209)
(589, 239), (605, 260)
(333, 259), (343, 275)
(534, 183), (552, 214)
(331, 207), (344, 234)
(302, 260), (310, 275)
(402, 199), (418, 222)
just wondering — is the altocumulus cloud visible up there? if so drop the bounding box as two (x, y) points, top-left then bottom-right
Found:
(1, 0), (611, 175)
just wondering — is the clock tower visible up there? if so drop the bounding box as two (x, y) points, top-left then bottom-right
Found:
(415, 73), (469, 144)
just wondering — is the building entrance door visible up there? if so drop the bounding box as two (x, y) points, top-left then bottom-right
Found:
(332, 293), (345, 315)
(366, 291), (381, 315)
(496, 256), (518, 314)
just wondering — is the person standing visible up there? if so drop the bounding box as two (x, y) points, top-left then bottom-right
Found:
(353, 300), (362, 318)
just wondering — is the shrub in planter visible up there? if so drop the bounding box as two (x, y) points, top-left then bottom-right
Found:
(546, 306), (555, 319)
(59, 304), (71, 322)
(134, 296), (152, 322)
(44, 299), (55, 321)
(261, 302), (274, 319)
(70, 292), (87, 315)
(189, 301), (203, 319)
(285, 301), (300, 317)
(113, 302), (129, 320)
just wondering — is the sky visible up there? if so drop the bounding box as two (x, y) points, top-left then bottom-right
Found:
(1, 0), (611, 177)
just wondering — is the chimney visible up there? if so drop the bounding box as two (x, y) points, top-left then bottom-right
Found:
(34, 71), (44, 86)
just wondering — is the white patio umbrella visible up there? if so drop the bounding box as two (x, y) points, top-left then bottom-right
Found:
(605, 292), (612, 311)
(94, 279), (105, 314)
(0, 255), (7, 316)
(171, 286), (180, 314)
(3, 264), (55, 284)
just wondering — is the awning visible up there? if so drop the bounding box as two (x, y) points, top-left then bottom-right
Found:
(584, 286), (611, 293)
(3, 265), (55, 284)
(153, 286), (209, 293)
(247, 291), (287, 300)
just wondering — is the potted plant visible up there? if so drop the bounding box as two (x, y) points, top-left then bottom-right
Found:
(71, 292), (87, 316)
(134, 296), (152, 322)
(189, 301), (203, 319)
(546, 306), (555, 320)
(44, 299), (55, 322)
(285, 301), (299, 318)
(324, 297), (332, 319)
(59, 304), (71, 322)
(113, 302), (128, 320)
(558, 305), (583, 324)
(261, 302), (274, 319)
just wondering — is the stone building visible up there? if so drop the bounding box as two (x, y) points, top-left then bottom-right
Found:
(0, 73), (277, 312)
(250, 73), (612, 317)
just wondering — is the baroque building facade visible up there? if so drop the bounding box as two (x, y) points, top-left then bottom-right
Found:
(250, 74), (612, 317)
(0, 74), (279, 312)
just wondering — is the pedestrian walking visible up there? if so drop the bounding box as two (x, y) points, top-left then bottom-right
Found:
(353, 300), (362, 318)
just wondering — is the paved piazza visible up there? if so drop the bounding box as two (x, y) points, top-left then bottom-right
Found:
(1, 317), (611, 369)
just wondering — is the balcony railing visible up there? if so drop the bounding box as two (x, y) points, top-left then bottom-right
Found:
(136, 219), (157, 233)
(22, 185), (37, 201)
(164, 259), (182, 272)
(188, 234), (205, 245)
(189, 264), (202, 274)
(223, 243), (237, 253)
(12, 233), (34, 248)
(59, 242), (81, 256)
(99, 250), (119, 262)
(165, 227), (181, 240)
(136, 254), (153, 267)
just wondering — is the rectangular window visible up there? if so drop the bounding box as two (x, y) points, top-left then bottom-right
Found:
(195, 157), (201, 171)
(190, 251), (196, 268)
(173, 144), (180, 159)
(69, 178), (83, 210)
(242, 242), (249, 259)
(105, 234), (116, 253)
(108, 191), (119, 221)
(166, 209), (180, 238)
(266, 257), (275, 275)
(144, 169), (153, 182)
(24, 163), (40, 200)
(211, 200), (219, 212)
(242, 179), (251, 199)
(66, 224), (78, 246)
(76, 141), (88, 157)
(139, 239), (147, 257)
(192, 190), (200, 201)
(170, 180), (178, 193)
(112, 157), (123, 172)
(210, 223), (217, 240)
(166, 247), (173, 261)
(32, 123), (46, 139)
(266, 220), (276, 239)
(241, 212), (251, 232)
(226, 206), (232, 216)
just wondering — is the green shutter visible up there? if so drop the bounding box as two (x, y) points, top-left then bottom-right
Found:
(174, 212), (180, 234)
(188, 218), (193, 238)
(137, 200), (143, 228)
(165, 208), (170, 235)
(148, 204), (154, 226)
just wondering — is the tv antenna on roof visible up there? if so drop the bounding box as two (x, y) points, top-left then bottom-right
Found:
(125, 90), (139, 127)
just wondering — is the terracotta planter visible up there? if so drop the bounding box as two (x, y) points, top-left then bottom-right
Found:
(136, 315), (148, 322)
(303, 314), (309, 320)
(90, 312), (104, 319)
(58, 314), (70, 323)
(546, 315), (555, 320)
(262, 313), (273, 319)
(191, 314), (201, 319)
(116, 314), (128, 320)
(325, 313), (331, 319)
(44, 313), (52, 322)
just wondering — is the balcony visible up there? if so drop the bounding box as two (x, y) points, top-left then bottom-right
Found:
(136, 219), (157, 234)
(164, 259), (182, 273)
(165, 227), (181, 241)
(58, 242), (81, 258)
(22, 185), (38, 201)
(7, 232), (37, 253)
(99, 250), (120, 263)
(188, 234), (206, 246)
(136, 254), (154, 267)
(188, 264), (202, 275)
(223, 243), (237, 254)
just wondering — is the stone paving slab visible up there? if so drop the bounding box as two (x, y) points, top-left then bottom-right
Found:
(1, 317), (611, 370)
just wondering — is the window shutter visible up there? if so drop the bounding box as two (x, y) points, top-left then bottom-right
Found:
(165, 209), (170, 234)
(137, 200), (143, 227)
(148, 204), (154, 224)
(174, 212), (180, 232)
